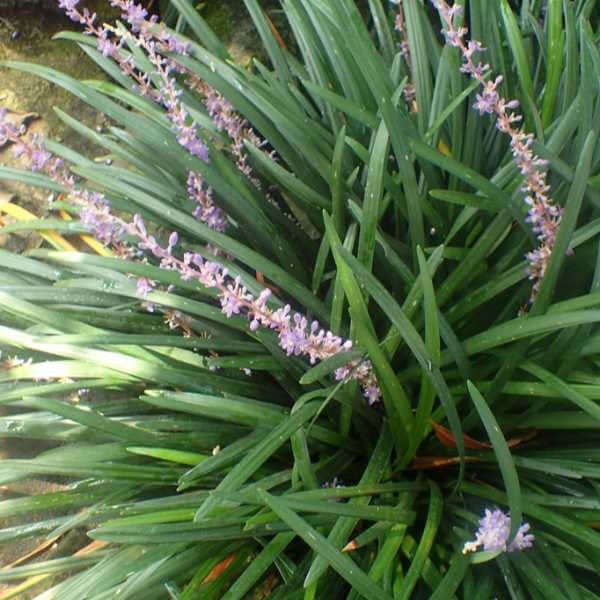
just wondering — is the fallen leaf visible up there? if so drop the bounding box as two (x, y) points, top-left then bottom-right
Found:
(506, 429), (537, 448)
(431, 420), (491, 450)
(430, 420), (537, 450)
(3, 536), (61, 569)
(411, 456), (481, 469)
(74, 540), (109, 556)
(342, 539), (359, 553)
(263, 10), (287, 50)
(203, 553), (236, 583)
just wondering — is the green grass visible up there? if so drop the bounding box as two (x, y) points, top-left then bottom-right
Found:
(1, 0), (600, 597)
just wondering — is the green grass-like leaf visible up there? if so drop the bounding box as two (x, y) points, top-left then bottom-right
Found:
(2, 1), (600, 597)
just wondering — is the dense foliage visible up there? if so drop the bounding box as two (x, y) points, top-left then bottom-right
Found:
(2, 0), (600, 597)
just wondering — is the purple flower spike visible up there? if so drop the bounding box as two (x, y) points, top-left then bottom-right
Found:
(430, 0), (561, 303)
(177, 131), (209, 161)
(97, 31), (119, 58)
(187, 172), (227, 231)
(30, 146), (52, 172)
(463, 509), (534, 554)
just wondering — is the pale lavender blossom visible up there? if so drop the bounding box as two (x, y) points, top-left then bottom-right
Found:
(463, 509), (534, 554)
(97, 30), (120, 57)
(30, 145), (53, 172)
(188, 172), (227, 231)
(136, 277), (155, 299)
(430, 0), (561, 302)
(322, 477), (344, 489)
(1, 114), (62, 175)
(335, 359), (379, 405)
(58, 0), (209, 162)
(109, 0), (149, 32)
(79, 192), (122, 245)
(58, 0), (80, 19)
(192, 80), (266, 181)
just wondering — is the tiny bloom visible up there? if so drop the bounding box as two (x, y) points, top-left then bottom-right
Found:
(97, 33), (118, 57)
(136, 277), (155, 299)
(394, 14), (404, 32)
(58, 0), (80, 9)
(364, 385), (381, 405)
(123, 2), (148, 31)
(465, 39), (485, 56)
(0, 109), (19, 144)
(167, 231), (178, 252)
(12, 143), (26, 158)
(444, 4), (463, 19)
(177, 131), (209, 161)
(30, 146), (52, 172)
(462, 509), (534, 554)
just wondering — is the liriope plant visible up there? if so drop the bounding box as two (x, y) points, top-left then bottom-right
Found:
(1, 0), (600, 597)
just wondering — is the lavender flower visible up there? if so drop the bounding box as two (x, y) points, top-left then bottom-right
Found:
(79, 192), (122, 245)
(97, 30), (120, 57)
(463, 509), (534, 554)
(190, 78), (267, 182)
(118, 0), (148, 31)
(58, 0), (209, 163)
(58, 0), (79, 12)
(187, 172), (227, 231)
(430, 0), (561, 302)
(322, 477), (344, 489)
(1, 112), (62, 175)
(30, 144), (53, 172)
(136, 277), (155, 299)
(391, 1), (409, 58)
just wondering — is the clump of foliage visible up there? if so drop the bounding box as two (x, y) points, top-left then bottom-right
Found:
(1, 0), (600, 597)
